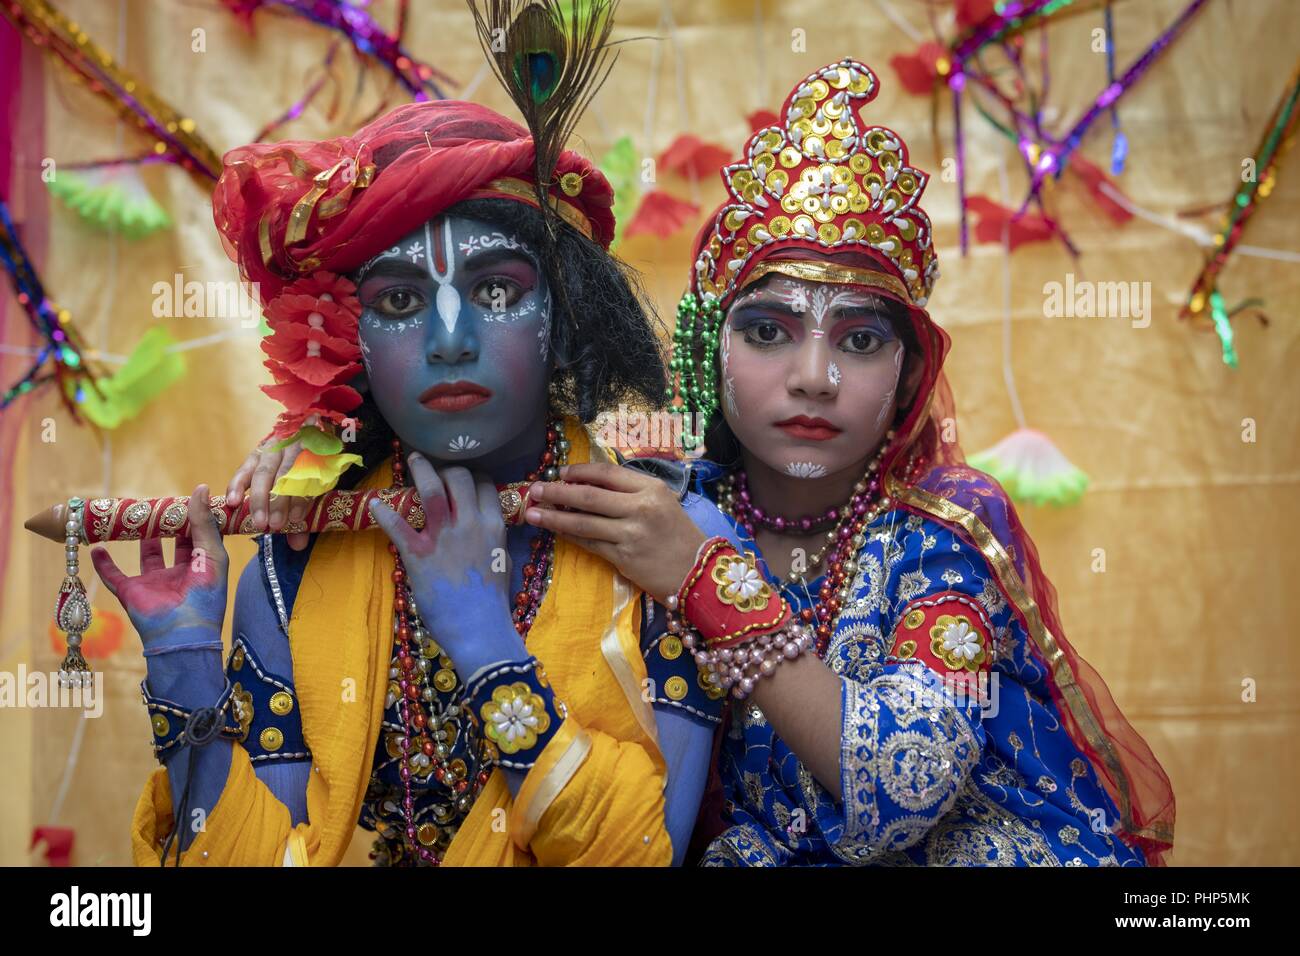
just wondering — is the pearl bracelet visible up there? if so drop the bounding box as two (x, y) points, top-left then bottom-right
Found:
(667, 610), (815, 700)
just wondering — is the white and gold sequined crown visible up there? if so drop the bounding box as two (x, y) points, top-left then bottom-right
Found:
(691, 58), (939, 308)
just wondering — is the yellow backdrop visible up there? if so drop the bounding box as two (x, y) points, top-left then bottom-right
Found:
(2, 0), (1296, 866)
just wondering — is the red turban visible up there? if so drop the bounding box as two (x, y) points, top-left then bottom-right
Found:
(213, 99), (616, 306)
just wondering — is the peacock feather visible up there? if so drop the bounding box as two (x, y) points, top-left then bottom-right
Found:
(467, 0), (620, 212)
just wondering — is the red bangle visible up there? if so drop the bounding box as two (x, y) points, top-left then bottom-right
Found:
(674, 537), (792, 649)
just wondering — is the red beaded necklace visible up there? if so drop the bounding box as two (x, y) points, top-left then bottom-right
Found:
(383, 419), (564, 865)
(719, 441), (923, 659)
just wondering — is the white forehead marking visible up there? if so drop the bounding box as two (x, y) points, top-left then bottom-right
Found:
(458, 231), (538, 261)
(426, 218), (461, 336)
(785, 284), (809, 314)
(357, 244), (402, 281)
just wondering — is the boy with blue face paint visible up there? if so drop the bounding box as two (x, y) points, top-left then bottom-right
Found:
(101, 6), (742, 865)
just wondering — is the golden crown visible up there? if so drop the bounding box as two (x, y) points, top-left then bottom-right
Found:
(691, 58), (939, 308)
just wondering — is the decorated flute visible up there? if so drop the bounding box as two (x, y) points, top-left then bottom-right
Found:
(31, 484), (535, 685)
(24, 483), (536, 544)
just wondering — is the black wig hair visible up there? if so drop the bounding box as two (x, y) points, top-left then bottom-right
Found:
(340, 196), (668, 478)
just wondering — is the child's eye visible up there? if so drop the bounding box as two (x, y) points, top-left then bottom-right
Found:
(839, 329), (884, 354)
(741, 321), (791, 347)
(375, 288), (424, 317)
(471, 277), (524, 310)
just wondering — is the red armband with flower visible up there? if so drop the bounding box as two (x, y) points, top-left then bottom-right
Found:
(674, 537), (792, 649)
(889, 590), (994, 693)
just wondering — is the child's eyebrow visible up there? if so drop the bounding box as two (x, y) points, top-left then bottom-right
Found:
(730, 292), (893, 327)
(357, 259), (428, 284)
(463, 247), (538, 272)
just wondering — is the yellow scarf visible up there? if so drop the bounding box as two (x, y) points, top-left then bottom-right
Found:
(133, 418), (672, 866)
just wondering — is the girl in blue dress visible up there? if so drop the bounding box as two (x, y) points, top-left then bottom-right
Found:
(520, 57), (1176, 866)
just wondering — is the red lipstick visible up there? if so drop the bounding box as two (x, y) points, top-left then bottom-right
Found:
(775, 415), (842, 441)
(419, 380), (492, 412)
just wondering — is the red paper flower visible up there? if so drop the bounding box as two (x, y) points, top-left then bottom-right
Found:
(30, 826), (75, 867)
(956, 0), (997, 32)
(1067, 154), (1135, 225)
(889, 42), (950, 96)
(965, 195), (1057, 250)
(623, 190), (700, 240)
(264, 380), (362, 424)
(260, 270), (364, 436)
(219, 0), (266, 34)
(262, 323), (362, 387)
(658, 134), (732, 180)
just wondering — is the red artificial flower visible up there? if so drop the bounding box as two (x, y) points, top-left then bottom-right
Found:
(262, 320), (362, 387)
(889, 42), (950, 96)
(265, 293), (359, 338)
(658, 134), (733, 180)
(623, 190), (700, 240)
(965, 195), (1057, 250)
(259, 270), (364, 431)
(218, 0), (265, 34)
(1067, 154), (1135, 225)
(955, 0), (997, 32)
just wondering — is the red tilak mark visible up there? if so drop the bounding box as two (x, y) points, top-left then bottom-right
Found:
(431, 215), (447, 275)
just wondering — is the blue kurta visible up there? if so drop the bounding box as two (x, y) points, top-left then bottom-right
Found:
(691, 463), (1146, 867)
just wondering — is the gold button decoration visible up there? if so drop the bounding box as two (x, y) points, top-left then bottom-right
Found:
(659, 636), (683, 661)
(269, 691), (294, 716)
(385, 733), (403, 758)
(260, 727), (284, 751)
(433, 669), (457, 693)
(449, 758), (468, 779)
(420, 639), (441, 659)
(231, 646), (245, 671)
(151, 714), (169, 737)
(904, 609), (926, 630)
(698, 667), (726, 700)
(896, 639), (917, 659)
(559, 171), (583, 196)
(417, 823), (439, 846)
(664, 676), (688, 701)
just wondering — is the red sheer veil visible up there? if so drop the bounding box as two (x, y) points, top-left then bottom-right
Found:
(697, 240), (1175, 867)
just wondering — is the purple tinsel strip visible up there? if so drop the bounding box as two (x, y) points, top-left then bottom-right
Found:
(951, 71), (968, 255)
(274, 0), (451, 101)
(1016, 0), (1210, 214)
(953, 0), (1058, 61)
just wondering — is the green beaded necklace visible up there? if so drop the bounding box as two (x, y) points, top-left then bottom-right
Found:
(666, 290), (725, 448)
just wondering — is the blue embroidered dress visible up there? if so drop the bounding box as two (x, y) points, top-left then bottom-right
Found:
(691, 463), (1146, 867)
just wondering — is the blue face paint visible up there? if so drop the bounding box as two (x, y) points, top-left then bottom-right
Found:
(353, 213), (553, 477)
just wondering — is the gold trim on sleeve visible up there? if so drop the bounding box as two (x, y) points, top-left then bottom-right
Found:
(884, 471), (1174, 847)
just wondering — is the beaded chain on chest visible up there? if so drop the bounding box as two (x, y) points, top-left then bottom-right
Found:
(374, 421), (567, 866)
(716, 440), (923, 659)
